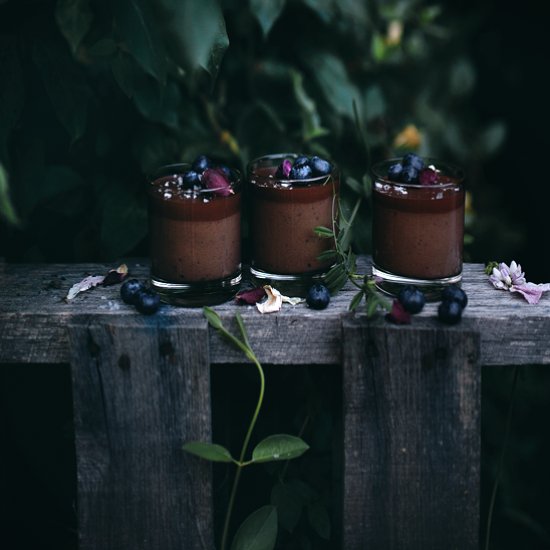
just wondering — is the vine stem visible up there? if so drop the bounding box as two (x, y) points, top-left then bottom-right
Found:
(220, 349), (265, 550)
(483, 365), (520, 550)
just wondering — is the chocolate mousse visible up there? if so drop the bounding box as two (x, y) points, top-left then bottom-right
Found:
(147, 161), (241, 305)
(372, 155), (464, 281)
(248, 154), (339, 277)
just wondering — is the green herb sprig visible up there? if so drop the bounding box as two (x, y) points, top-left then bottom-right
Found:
(184, 309), (309, 550)
(314, 196), (391, 316)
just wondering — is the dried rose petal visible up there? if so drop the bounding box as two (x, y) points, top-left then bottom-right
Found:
(282, 159), (292, 178)
(103, 264), (129, 286)
(385, 299), (412, 324)
(202, 168), (232, 197)
(235, 287), (267, 305)
(418, 168), (438, 185)
(257, 285), (283, 314)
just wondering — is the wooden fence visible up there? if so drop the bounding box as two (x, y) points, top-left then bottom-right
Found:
(1, 256), (549, 549)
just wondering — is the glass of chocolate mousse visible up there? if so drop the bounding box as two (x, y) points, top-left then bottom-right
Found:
(147, 158), (242, 306)
(247, 153), (339, 296)
(371, 153), (465, 297)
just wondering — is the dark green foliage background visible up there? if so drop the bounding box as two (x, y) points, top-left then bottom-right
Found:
(1, 1), (549, 549)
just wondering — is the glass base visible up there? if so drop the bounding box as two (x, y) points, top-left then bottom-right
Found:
(372, 264), (462, 301)
(151, 271), (242, 307)
(249, 265), (331, 298)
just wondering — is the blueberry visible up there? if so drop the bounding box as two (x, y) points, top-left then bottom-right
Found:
(289, 164), (313, 180)
(182, 170), (201, 187)
(438, 300), (463, 325)
(135, 289), (161, 315)
(441, 285), (468, 309)
(387, 163), (403, 181)
(306, 283), (331, 310)
(191, 155), (211, 173)
(120, 279), (145, 305)
(294, 155), (310, 168)
(402, 153), (425, 171)
(400, 165), (418, 184)
(309, 156), (333, 176)
(397, 285), (425, 314)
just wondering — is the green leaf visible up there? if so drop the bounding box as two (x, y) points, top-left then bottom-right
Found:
(230, 505), (278, 550)
(345, 177), (363, 196)
(0, 164), (20, 226)
(290, 70), (329, 142)
(33, 39), (89, 143)
(112, 0), (166, 82)
(250, 0), (286, 36)
(314, 226), (334, 238)
(183, 441), (233, 463)
(306, 53), (360, 119)
(317, 249), (338, 262)
(349, 290), (364, 311)
(203, 307), (224, 330)
(157, 0), (229, 76)
(307, 502), (331, 540)
(55, 0), (94, 54)
(252, 435), (309, 463)
(111, 52), (180, 128)
(366, 295), (379, 317)
(449, 58), (476, 97)
(271, 482), (303, 533)
(476, 122), (506, 157)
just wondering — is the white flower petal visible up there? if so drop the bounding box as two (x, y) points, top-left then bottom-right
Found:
(256, 285), (283, 313)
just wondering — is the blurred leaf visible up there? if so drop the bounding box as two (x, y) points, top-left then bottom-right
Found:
(349, 290), (364, 311)
(449, 58), (476, 96)
(305, 53), (360, 119)
(111, 52), (180, 128)
(302, 0), (335, 23)
(271, 482), (303, 533)
(230, 505), (278, 550)
(33, 39), (90, 143)
(55, 0), (93, 54)
(345, 177), (363, 196)
(419, 5), (442, 23)
(307, 501), (331, 539)
(313, 226), (334, 238)
(0, 36), (25, 147)
(112, 0), (166, 81)
(364, 85), (386, 121)
(157, 0), (229, 76)
(371, 33), (387, 62)
(88, 38), (117, 58)
(476, 122), (506, 157)
(250, 0), (286, 36)
(99, 184), (147, 258)
(252, 434), (309, 463)
(0, 164), (20, 226)
(182, 441), (233, 462)
(290, 69), (329, 141)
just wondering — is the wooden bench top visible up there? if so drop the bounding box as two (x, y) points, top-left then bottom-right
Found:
(1, 256), (549, 366)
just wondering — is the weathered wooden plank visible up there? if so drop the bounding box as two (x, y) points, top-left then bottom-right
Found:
(341, 318), (480, 550)
(1, 258), (549, 365)
(67, 316), (214, 550)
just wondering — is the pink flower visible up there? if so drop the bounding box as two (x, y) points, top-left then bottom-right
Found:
(489, 261), (550, 304)
(385, 299), (411, 324)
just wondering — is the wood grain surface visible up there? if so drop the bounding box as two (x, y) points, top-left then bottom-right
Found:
(0, 257), (548, 365)
(67, 317), (214, 550)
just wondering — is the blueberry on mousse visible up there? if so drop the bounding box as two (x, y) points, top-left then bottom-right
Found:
(386, 153), (445, 185)
(275, 155), (333, 182)
(191, 154), (212, 173)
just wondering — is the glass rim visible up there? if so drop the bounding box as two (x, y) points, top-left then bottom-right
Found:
(248, 153), (337, 185)
(147, 162), (241, 195)
(371, 157), (464, 189)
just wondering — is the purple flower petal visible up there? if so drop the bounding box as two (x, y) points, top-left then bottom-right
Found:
(385, 299), (412, 324)
(102, 264), (129, 286)
(282, 159), (292, 178)
(202, 168), (232, 197)
(419, 168), (438, 185)
(510, 283), (550, 304)
(235, 287), (267, 305)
